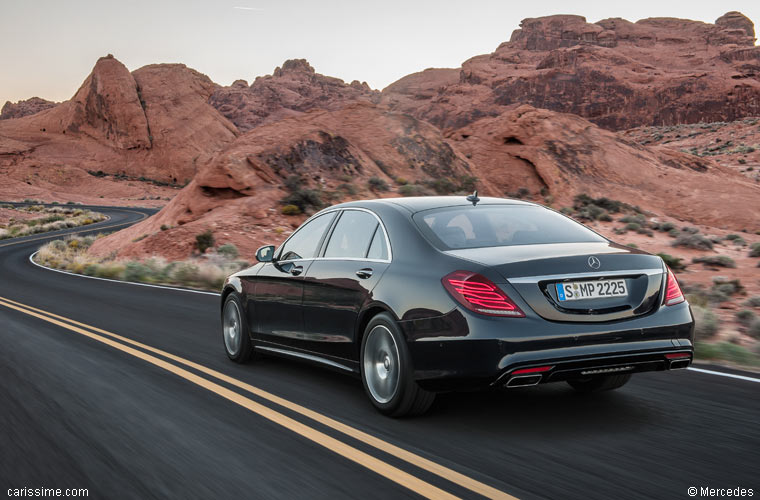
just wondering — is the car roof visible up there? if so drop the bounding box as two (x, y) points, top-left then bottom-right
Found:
(331, 196), (536, 214)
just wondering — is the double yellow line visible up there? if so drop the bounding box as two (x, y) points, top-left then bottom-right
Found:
(0, 295), (516, 500)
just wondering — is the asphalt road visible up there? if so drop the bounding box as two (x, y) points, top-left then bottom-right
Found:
(0, 204), (757, 499)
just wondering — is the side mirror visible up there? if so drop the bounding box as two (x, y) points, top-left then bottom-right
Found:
(255, 245), (276, 263)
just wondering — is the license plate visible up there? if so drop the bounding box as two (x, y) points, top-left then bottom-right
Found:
(555, 279), (628, 301)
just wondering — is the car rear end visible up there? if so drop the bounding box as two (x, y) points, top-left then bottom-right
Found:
(401, 201), (694, 391)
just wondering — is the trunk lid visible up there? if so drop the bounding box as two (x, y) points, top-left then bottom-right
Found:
(445, 242), (665, 323)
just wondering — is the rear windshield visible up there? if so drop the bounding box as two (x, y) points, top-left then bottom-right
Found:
(413, 205), (606, 250)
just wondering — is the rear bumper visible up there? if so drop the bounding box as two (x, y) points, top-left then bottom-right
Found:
(401, 302), (694, 391)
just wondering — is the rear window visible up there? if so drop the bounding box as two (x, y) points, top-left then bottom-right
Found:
(413, 205), (605, 250)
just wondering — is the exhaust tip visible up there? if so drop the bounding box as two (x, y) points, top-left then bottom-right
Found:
(506, 374), (542, 388)
(669, 359), (690, 370)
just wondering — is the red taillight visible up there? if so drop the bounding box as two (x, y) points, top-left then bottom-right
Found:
(663, 268), (684, 306)
(512, 365), (553, 375)
(442, 271), (525, 317)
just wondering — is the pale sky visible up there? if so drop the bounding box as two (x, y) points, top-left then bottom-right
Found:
(1, 0), (758, 103)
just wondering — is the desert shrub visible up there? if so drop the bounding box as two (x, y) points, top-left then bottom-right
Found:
(681, 226), (699, 234)
(637, 227), (654, 236)
(626, 243), (638, 249)
(749, 319), (760, 340)
(394, 177), (408, 185)
(692, 255), (736, 268)
(744, 296), (760, 308)
(280, 175), (324, 212)
(749, 243), (760, 258)
(337, 183), (357, 195)
(123, 261), (152, 282)
(668, 228), (680, 238)
(735, 309), (756, 327)
(573, 194), (627, 213)
(428, 178), (458, 195)
(281, 204), (301, 216)
(195, 230), (215, 254)
(657, 253), (686, 272)
(691, 305), (720, 339)
(399, 184), (434, 197)
(656, 221), (675, 232)
(673, 233), (713, 250)
(459, 175), (478, 193)
(619, 214), (647, 226)
(696, 341), (758, 365)
(217, 243), (239, 259)
(160, 224), (170, 231)
(624, 222), (641, 231)
(368, 177), (389, 192)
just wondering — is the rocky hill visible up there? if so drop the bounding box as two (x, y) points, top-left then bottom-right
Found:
(381, 12), (759, 130)
(209, 59), (379, 132)
(0, 97), (58, 120)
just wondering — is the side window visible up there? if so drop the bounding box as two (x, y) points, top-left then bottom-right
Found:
(279, 212), (336, 261)
(324, 210), (378, 259)
(367, 226), (389, 260)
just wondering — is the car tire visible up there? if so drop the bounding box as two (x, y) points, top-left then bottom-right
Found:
(360, 312), (435, 417)
(567, 373), (632, 393)
(222, 293), (253, 363)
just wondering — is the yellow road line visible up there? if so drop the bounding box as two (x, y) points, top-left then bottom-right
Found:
(0, 295), (516, 500)
(0, 208), (147, 248)
(0, 297), (459, 500)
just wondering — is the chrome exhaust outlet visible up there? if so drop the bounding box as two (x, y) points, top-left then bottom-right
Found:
(506, 374), (542, 388)
(669, 359), (690, 370)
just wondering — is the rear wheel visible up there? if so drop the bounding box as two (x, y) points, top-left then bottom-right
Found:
(567, 373), (632, 393)
(222, 294), (253, 363)
(361, 313), (435, 417)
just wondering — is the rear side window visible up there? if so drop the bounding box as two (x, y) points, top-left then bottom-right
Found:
(324, 210), (378, 259)
(414, 205), (605, 250)
(279, 212), (336, 260)
(367, 226), (389, 260)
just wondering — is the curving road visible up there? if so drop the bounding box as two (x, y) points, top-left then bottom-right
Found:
(0, 204), (757, 499)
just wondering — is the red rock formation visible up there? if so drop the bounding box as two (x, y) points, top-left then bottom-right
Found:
(0, 55), (238, 202)
(209, 59), (380, 132)
(382, 12), (760, 131)
(89, 103), (475, 260)
(0, 97), (58, 120)
(450, 105), (760, 231)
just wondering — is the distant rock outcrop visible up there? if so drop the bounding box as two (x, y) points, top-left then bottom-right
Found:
(209, 59), (379, 132)
(382, 12), (760, 130)
(0, 97), (58, 120)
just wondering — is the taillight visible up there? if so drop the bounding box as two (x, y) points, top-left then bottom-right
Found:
(663, 268), (684, 306)
(442, 271), (525, 317)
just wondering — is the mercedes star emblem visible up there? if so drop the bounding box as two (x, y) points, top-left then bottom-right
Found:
(588, 256), (601, 269)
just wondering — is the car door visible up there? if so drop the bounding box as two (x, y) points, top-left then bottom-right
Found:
(301, 209), (391, 360)
(247, 211), (337, 347)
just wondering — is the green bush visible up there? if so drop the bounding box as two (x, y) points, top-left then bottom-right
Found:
(657, 253), (686, 272)
(750, 243), (760, 258)
(368, 177), (390, 192)
(619, 214), (647, 225)
(692, 255), (736, 268)
(624, 222), (641, 231)
(217, 243), (239, 259)
(281, 204), (301, 216)
(195, 230), (215, 254)
(735, 309), (756, 327)
(696, 341), (759, 366)
(124, 261), (151, 282)
(399, 184), (434, 197)
(673, 234), (713, 250)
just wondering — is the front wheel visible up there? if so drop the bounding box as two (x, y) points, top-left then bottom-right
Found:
(360, 313), (435, 417)
(222, 294), (253, 363)
(567, 373), (632, 393)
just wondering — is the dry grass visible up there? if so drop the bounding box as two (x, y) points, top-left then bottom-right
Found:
(0, 206), (106, 240)
(35, 235), (247, 292)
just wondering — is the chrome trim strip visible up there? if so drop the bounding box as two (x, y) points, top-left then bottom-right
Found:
(508, 268), (663, 284)
(254, 346), (355, 372)
(275, 207), (392, 264)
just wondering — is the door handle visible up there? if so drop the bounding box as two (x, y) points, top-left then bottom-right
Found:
(356, 268), (373, 279)
(290, 265), (303, 276)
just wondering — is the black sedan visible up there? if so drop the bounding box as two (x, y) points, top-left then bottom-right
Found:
(220, 195), (694, 416)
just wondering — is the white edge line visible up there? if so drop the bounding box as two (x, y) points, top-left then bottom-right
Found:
(29, 251), (220, 297)
(687, 367), (760, 383)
